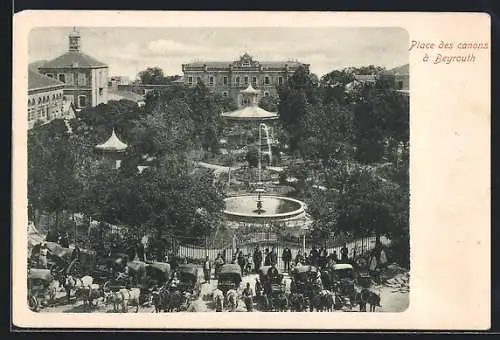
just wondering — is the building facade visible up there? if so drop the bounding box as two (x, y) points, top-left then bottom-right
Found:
(28, 69), (66, 129)
(38, 28), (109, 110)
(182, 53), (310, 107)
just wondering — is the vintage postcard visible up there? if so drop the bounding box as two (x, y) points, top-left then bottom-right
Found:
(12, 11), (490, 330)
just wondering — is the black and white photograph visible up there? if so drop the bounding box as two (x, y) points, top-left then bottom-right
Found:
(24, 25), (410, 314)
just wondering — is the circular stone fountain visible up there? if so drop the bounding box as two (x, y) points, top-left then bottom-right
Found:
(223, 194), (307, 224)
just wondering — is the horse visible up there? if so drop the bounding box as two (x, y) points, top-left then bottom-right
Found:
(212, 288), (224, 312)
(319, 289), (335, 312)
(289, 293), (307, 312)
(62, 275), (94, 304)
(366, 290), (382, 312)
(82, 283), (104, 311)
(226, 289), (239, 311)
(163, 289), (184, 312)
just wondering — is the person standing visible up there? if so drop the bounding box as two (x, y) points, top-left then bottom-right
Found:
(237, 251), (246, 274)
(332, 250), (339, 263)
(270, 247), (278, 266)
(203, 256), (212, 283)
(214, 253), (225, 279)
(242, 282), (254, 312)
(295, 250), (304, 265)
(264, 248), (270, 266)
(282, 247), (292, 272)
(340, 243), (349, 263)
(253, 246), (262, 273)
(39, 243), (48, 269)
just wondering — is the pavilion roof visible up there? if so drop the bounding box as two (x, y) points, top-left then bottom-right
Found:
(221, 106), (278, 121)
(95, 129), (128, 152)
(240, 84), (260, 94)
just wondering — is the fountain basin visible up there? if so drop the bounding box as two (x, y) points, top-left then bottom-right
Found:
(223, 195), (307, 224)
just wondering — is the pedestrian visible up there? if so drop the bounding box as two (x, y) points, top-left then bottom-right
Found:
(136, 242), (145, 262)
(253, 246), (262, 273)
(141, 234), (149, 262)
(237, 251), (246, 274)
(332, 250), (339, 263)
(295, 250), (304, 265)
(203, 256), (211, 283)
(242, 282), (254, 312)
(341, 243), (349, 263)
(214, 253), (225, 279)
(282, 247), (292, 272)
(264, 248), (270, 266)
(61, 232), (70, 248)
(270, 246), (278, 266)
(70, 244), (81, 263)
(39, 242), (48, 269)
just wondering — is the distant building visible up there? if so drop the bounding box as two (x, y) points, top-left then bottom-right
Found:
(107, 86), (146, 107)
(344, 64), (409, 95)
(38, 28), (109, 110)
(381, 64), (409, 94)
(182, 53), (310, 107)
(28, 69), (67, 129)
(108, 76), (131, 86)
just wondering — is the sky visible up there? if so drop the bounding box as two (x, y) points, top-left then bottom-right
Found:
(28, 27), (409, 80)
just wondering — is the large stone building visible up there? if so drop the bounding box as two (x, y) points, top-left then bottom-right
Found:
(37, 28), (109, 110)
(28, 69), (67, 129)
(182, 53), (309, 107)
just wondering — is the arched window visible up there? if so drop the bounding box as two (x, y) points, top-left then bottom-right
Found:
(38, 98), (42, 105)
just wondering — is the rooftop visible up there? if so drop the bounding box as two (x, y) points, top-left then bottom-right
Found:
(40, 51), (108, 69)
(108, 89), (145, 102)
(221, 106), (278, 121)
(28, 69), (65, 91)
(95, 129), (128, 152)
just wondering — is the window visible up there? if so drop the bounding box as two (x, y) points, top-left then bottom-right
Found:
(78, 95), (87, 108)
(244, 76), (249, 85)
(252, 77), (257, 86)
(265, 76), (270, 85)
(278, 77), (283, 85)
(78, 73), (87, 86)
(223, 76), (228, 85)
(46, 74), (54, 78)
(99, 87), (104, 96)
(188, 76), (193, 85)
(58, 74), (66, 83)
(397, 81), (404, 90)
(222, 91), (228, 97)
(264, 91), (270, 97)
(209, 76), (215, 86)
(235, 77), (240, 86)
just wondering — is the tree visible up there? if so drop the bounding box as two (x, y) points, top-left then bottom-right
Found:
(259, 95), (279, 112)
(138, 67), (165, 85)
(28, 120), (82, 230)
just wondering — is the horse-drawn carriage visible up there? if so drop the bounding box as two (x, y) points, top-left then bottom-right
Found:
(291, 265), (320, 294)
(177, 264), (200, 297)
(28, 268), (56, 312)
(217, 264), (242, 294)
(137, 262), (171, 306)
(259, 266), (287, 311)
(327, 263), (358, 309)
(94, 253), (129, 284)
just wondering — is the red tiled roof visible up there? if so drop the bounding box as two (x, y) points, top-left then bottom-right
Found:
(28, 69), (65, 91)
(39, 51), (107, 69)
